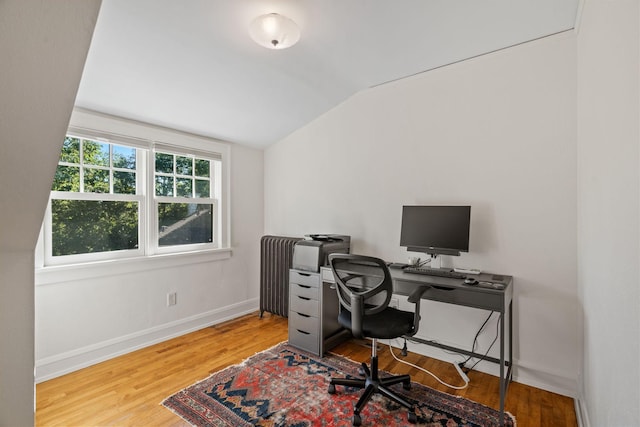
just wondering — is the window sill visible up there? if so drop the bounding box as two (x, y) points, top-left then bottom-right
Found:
(35, 248), (232, 286)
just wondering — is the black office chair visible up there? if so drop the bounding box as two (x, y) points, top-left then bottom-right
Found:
(327, 254), (428, 426)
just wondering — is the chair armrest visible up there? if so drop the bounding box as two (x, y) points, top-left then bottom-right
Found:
(407, 286), (429, 336)
(407, 286), (429, 304)
(350, 294), (364, 339)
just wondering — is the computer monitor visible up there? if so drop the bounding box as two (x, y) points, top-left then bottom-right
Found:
(400, 205), (471, 267)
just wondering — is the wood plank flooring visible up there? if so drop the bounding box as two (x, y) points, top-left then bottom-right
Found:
(36, 312), (577, 426)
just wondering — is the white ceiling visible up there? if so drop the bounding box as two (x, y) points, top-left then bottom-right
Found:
(75, 0), (579, 148)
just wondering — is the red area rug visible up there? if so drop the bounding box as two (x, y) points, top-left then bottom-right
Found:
(162, 342), (515, 426)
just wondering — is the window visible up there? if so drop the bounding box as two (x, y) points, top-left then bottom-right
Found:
(153, 150), (220, 251)
(47, 136), (142, 263)
(43, 130), (225, 266)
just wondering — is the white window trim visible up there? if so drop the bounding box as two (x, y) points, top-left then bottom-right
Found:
(35, 247), (233, 285)
(35, 108), (231, 281)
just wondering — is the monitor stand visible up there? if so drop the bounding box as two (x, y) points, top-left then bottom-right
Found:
(429, 254), (442, 269)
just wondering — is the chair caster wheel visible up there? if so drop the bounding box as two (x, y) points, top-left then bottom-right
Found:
(328, 383), (336, 394)
(403, 380), (411, 390)
(352, 413), (362, 426)
(408, 411), (417, 424)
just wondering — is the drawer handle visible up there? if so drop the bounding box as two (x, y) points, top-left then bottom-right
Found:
(296, 272), (311, 277)
(297, 284), (312, 289)
(297, 329), (311, 335)
(297, 296), (311, 301)
(297, 312), (311, 318)
(432, 286), (455, 291)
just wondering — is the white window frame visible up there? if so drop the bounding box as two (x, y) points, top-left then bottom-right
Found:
(44, 136), (146, 266)
(44, 192), (147, 265)
(150, 147), (223, 255)
(36, 109), (231, 273)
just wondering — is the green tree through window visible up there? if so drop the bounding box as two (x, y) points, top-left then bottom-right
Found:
(52, 200), (138, 255)
(50, 137), (139, 256)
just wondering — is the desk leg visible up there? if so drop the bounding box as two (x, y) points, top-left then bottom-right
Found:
(509, 301), (513, 382)
(499, 310), (505, 426)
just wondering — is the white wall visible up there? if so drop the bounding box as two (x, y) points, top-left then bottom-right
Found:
(0, 1), (101, 425)
(577, 0), (640, 425)
(265, 33), (579, 395)
(34, 114), (265, 381)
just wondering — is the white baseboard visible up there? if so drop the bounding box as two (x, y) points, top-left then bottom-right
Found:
(574, 395), (590, 427)
(511, 360), (577, 398)
(394, 337), (578, 398)
(35, 298), (259, 383)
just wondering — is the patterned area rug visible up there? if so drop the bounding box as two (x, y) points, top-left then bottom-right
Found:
(162, 342), (515, 426)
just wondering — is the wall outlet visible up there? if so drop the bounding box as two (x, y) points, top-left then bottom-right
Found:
(167, 292), (177, 306)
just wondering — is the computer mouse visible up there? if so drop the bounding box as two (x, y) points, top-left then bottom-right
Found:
(464, 278), (478, 285)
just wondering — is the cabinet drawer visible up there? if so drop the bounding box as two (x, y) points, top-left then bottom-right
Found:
(289, 310), (319, 333)
(290, 294), (319, 317)
(290, 282), (319, 300)
(289, 270), (320, 288)
(421, 286), (502, 310)
(288, 326), (319, 354)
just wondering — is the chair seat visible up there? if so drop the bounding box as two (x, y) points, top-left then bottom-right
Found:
(338, 307), (415, 339)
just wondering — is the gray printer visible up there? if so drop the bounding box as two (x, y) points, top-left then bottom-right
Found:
(292, 234), (351, 272)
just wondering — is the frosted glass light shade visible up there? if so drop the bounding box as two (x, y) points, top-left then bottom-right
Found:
(249, 13), (300, 49)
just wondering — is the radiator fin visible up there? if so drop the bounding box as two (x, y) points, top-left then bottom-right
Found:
(260, 235), (302, 317)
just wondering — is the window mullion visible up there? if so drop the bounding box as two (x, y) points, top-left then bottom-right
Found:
(109, 144), (114, 194)
(136, 146), (147, 257)
(147, 149), (155, 255)
(79, 139), (84, 193)
(191, 157), (195, 198)
(172, 153), (177, 197)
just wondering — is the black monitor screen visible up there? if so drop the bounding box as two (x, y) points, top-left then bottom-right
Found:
(400, 205), (471, 255)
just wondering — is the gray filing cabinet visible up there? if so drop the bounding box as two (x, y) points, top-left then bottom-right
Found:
(288, 269), (348, 356)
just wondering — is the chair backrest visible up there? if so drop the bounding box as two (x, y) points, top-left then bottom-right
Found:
(328, 254), (393, 338)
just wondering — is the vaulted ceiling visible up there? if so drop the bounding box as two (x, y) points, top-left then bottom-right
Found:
(75, 0), (579, 148)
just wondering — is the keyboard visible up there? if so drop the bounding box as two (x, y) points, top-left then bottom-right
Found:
(403, 266), (466, 279)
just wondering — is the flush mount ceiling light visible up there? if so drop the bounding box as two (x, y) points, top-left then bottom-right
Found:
(249, 13), (300, 49)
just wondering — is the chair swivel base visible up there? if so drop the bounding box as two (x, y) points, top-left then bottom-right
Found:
(328, 356), (417, 426)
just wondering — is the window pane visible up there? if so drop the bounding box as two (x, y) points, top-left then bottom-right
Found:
(83, 140), (110, 167)
(155, 176), (174, 196)
(52, 165), (80, 191)
(176, 156), (192, 176)
(155, 152), (173, 173)
(84, 168), (110, 193)
(51, 200), (138, 256)
(158, 203), (212, 247)
(195, 179), (210, 198)
(114, 171), (136, 194)
(195, 159), (210, 178)
(113, 145), (136, 169)
(176, 178), (192, 197)
(60, 137), (80, 163)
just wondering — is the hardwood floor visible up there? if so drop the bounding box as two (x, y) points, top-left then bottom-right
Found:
(36, 312), (577, 426)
